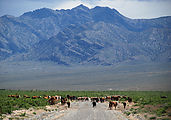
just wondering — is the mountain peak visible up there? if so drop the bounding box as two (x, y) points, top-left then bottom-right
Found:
(73, 4), (89, 10)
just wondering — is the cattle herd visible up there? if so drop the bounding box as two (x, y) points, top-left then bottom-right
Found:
(8, 94), (133, 110)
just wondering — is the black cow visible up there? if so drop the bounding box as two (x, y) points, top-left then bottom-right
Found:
(67, 101), (70, 108)
(128, 97), (132, 102)
(92, 101), (96, 107)
(123, 102), (126, 109)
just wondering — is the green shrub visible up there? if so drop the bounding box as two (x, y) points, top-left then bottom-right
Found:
(156, 108), (167, 116)
(124, 111), (131, 116)
(132, 110), (137, 114)
(144, 114), (147, 118)
(149, 116), (156, 119)
(130, 108), (134, 111)
(167, 113), (171, 116)
(19, 112), (26, 117)
(33, 112), (36, 115)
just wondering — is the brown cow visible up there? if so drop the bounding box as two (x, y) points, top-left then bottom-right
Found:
(106, 96), (111, 101)
(48, 96), (58, 105)
(111, 96), (119, 101)
(77, 97), (89, 101)
(24, 95), (30, 98)
(91, 97), (99, 103)
(109, 101), (118, 110)
(43, 96), (51, 99)
(32, 96), (41, 99)
(122, 96), (127, 100)
(8, 95), (11, 97)
(43, 96), (49, 99)
(100, 97), (105, 103)
(8, 95), (20, 98)
(77, 97), (82, 101)
(61, 97), (67, 105)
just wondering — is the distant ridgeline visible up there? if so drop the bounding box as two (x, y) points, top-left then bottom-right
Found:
(0, 4), (171, 65)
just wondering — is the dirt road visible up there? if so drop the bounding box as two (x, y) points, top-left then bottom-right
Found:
(57, 101), (128, 120)
(27, 101), (128, 120)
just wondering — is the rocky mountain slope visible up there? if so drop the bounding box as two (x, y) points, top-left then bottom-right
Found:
(0, 4), (171, 65)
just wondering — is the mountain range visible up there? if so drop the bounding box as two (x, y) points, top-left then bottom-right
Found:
(0, 4), (171, 65)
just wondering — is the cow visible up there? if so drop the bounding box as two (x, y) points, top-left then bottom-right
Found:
(48, 97), (54, 105)
(55, 95), (61, 100)
(32, 96), (41, 99)
(109, 101), (118, 110)
(123, 102), (126, 109)
(43, 96), (49, 99)
(109, 101), (113, 110)
(128, 97), (132, 103)
(77, 97), (89, 101)
(61, 97), (67, 105)
(122, 96), (127, 100)
(48, 96), (58, 105)
(69, 96), (77, 101)
(67, 95), (70, 99)
(51, 95), (61, 101)
(85, 97), (89, 101)
(161, 96), (167, 99)
(8, 95), (12, 97)
(111, 96), (119, 101)
(100, 97), (105, 103)
(24, 95), (30, 98)
(77, 97), (84, 101)
(67, 101), (71, 108)
(91, 97), (99, 103)
(92, 101), (96, 107)
(77, 97), (82, 101)
(106, 96), (111, 101)
(8, 95), (20, 98)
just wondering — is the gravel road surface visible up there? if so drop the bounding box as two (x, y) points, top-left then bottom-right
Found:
(27, 101), (128, 120)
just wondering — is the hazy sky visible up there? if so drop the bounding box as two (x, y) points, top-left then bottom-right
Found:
(0, 0), (171, 19)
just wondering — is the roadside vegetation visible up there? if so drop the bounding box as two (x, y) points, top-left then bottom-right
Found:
(0, 89), (171, 120)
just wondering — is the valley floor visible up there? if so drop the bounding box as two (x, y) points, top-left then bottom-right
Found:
(0, 61), (171, 91)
